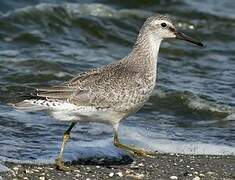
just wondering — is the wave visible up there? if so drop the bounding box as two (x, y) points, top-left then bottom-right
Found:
(1, 3), (205, 35)
(148, 89), (235, 121)
(1, 3), (151, 26)
(0, 3), (152, 45)
(121, 126), (235, 155)
(2, 2), (227, 46)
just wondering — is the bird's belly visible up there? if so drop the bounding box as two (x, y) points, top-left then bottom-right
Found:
(50, 81), (155, 124)
(50, 106), (126, 125)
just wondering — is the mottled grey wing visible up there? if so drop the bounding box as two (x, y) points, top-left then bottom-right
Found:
(36, 85), (77, 100)
(36, 69), (105, 106)
(36, 62), (140, 108)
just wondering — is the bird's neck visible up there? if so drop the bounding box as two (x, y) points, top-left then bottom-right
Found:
(128, 31), (162, 71)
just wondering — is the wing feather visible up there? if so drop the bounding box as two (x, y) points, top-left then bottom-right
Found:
(37, 86), (76, 92)
(35, 72), (98, 103)
(34, 62), (128, 108)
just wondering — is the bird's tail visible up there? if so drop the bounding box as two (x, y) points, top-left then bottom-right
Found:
(9, 99), (48, 112)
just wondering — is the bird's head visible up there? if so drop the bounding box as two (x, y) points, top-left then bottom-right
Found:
(142, 14), (203, 47)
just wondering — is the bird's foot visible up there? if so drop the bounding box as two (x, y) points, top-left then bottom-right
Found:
(114, 141), (157, 157)
(55, 158), (75, 171)
(129, 148), (157, 157)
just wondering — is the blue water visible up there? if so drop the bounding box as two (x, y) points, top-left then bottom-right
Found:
(0, 0), (234, 169)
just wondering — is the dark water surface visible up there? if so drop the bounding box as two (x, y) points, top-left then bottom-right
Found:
(0, 0), (234, 166)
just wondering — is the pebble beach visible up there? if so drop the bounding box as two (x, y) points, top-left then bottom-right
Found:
(1, 154), (234, 180)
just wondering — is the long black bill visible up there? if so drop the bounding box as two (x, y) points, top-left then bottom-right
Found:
(175, 31), (203, 47)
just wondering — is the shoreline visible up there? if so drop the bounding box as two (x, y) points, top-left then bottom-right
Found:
(0, 153), (234, 180)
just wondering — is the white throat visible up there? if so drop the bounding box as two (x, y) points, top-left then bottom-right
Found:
(131, 32), (162, 68)
(148, 35), (162, 62)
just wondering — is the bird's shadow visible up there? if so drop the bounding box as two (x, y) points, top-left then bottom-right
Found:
(70, 154), (133, 166)
(64, 146), (134, 166)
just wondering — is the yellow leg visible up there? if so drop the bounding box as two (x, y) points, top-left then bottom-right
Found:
(55, 122), (76, 171)
(113, 124), (157, 157)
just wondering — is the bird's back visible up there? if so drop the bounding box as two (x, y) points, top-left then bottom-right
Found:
(37, 57), (156, 113)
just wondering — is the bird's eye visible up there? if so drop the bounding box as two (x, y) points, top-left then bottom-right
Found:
(161, 22), (167, 27)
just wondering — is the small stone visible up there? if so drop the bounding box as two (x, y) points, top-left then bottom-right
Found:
(127, 173), (145, 179)
(116, 172), (123, 177)
(194, 172), (198, 175)
(86, 178), (91, 180)
(13, 167), (19, 171)
(138, 163), (144, 167)
(207, 171), (215, 175)
(25, 169), (30, 174)
(130, 165), (139, 169)
(170, 176), (178, 179)
(96, 166), (100, 168)
(193, 176), (200, 180)
(199, 173), (205, 177)
(189, 25), (194, 29)
(86, 167), (92, 172)
(136, 173), (144, 179)
(75, 174), (81, 177)
(23, 177), (29, 180)
(39, 177), (45, 180)
(109, 172), (114, 177)
(125, 169), (133, 174)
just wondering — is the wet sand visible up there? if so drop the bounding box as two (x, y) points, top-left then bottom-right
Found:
(0, 154), (234, 180)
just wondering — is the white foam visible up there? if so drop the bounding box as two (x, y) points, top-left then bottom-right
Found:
(0, 50), (19, 57)
(224, 113), (235, 121)
(120, 126), (235, 155)
(0, 139), (126, 172)
(0, 162), (11, 173)
(0, 125), (234, 172)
